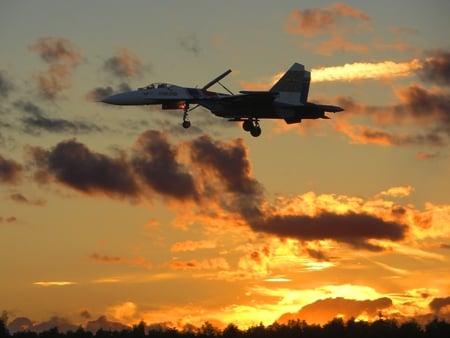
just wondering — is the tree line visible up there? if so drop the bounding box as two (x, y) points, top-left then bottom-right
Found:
(1, 317), (450, 338)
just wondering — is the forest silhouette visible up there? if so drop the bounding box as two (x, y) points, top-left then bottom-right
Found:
(2, 316), (450, 338)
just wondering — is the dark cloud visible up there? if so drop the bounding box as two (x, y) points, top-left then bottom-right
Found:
(28, 37), (81, 100)
(86, 83), (132, 102)
(178, 34), (202, 56)
(132, 130), (198, 201)
(419, 50), (450, 86)
(357, 126), (444, 147)
(278, 297), (393, 325)
(0, 71), (14, 98)
(103, 48), (145, 78)
(24, 131), (412, 253)
(190, 136), (261, 196)
(85, 316), (129, 333)
(14, 100), (102, 134)
(79, 310), (92, 320)
(86, 86), (115, 101)
(429, 297), (450, 313)
(27, 131), (197, 202)
(190, 135), (264, 218)
(8, 316), (78, 334)
(334, 82), (450, 147)
(28, 139), (139, 198)
(10, 193), (45, 206)
(7, 317), (34, 333)
(396, 85), (450, 125)
(89, 252), (124, 263)
(251, 212), (407, 251)
(0, 154), (22, 183)
(306, 248), (331, 261)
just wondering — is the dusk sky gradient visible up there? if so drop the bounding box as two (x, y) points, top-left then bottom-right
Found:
(1, 0), (449, 332)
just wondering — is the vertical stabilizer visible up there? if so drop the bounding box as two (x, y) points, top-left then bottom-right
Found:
(270, 63), (310, 104)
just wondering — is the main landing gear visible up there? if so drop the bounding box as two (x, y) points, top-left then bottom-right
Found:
(242, 118), (262, 137)
(182, 103), (191, 129)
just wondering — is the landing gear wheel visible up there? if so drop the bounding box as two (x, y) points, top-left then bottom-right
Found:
(182, 103), (191, 129)
(242, 119), (253, 132)
(250, 126), (262, 137)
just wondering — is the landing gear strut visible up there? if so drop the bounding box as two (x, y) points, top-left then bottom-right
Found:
(182, 103), (191, 129)
(242, 118), (261, 137)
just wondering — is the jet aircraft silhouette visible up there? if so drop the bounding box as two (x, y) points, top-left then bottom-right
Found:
(101, 63), (343, 137)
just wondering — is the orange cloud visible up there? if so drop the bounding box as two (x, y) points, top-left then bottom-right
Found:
(103, 48), (144, 78)
(33, 281), (76, 286)
(170, 257), (230, 271)
(285, 3), (370, 37)
(171, 239), (216, 252)
(28, 37), (81, 100)
(278, 297), (393, 325)
(89, 252), (152, 270)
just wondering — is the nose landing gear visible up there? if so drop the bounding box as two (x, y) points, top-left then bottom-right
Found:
(242, 118), (261, 137)
(182, 103), (191, 129)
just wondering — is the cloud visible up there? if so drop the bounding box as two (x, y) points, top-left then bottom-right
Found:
(103, 48), (145, 78)
(171, 239), (216, 252)
(89, 252), (152, 269)
(14, 100), (102, 134)
(85, 316), (130, 333)
(0, 154), (22, 183)
(89, 253), (125, 264)
(278, 297), (393, 325)
(10, 193), (45, 206)
(28, 37), (81, 100)
(250, 212), (407, 251)
(395, 85), (450, 129)
(189, 135), (264, 218)
(170, 257), (230, 270)
(418, 49), (450, 86)
(314, 35), (368, 55)
(33, 281), (76, 286)
(0, 216), (17, 224)
(86, 83), (132, 102)
(429, 297), (450, 314)
(376, 186), (414, 198)
(9, 316), (78, 334)
(26, 131), (258, 203)
(332, 83), (450, 147)
(28, 37), (81, 64)
(132, 130), (198, 201)
(285, 4), (370, 55)
(285, 3), (370, 37)
(17, 98), (102, 135)
(27, 139), (140, 198)
(0, 71), (14, 98)
(178, 34), (202, 56)
(24, 132), (444, 256)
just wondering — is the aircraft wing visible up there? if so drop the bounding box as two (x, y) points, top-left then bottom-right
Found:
(198, 91), (277, 117)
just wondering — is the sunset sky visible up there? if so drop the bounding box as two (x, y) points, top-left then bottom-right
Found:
(1, 0), (449, 332)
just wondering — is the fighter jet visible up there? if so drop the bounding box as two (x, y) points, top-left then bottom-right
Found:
(101, 63), (343, 137)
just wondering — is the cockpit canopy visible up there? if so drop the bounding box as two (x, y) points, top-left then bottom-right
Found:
(139, 83), (172, 90)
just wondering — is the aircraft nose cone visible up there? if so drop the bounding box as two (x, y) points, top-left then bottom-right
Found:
(101, 91), (142, 105)
(101, 93), (124, 105)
